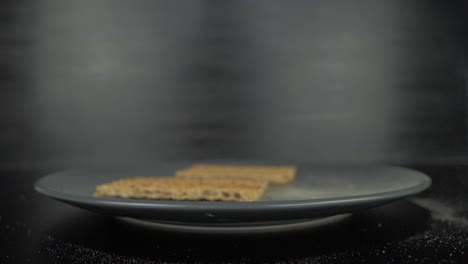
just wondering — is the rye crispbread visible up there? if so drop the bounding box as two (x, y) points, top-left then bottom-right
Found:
(175, 164), (296, 184)
(94, 177), (268, 202)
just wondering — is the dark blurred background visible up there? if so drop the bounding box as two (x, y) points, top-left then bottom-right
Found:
(0, 0), (467, 168)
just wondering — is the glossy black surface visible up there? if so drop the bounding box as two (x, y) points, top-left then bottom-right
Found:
(1, 165), (468, 263)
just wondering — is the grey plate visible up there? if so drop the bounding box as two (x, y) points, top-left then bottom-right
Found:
(34, 162), (431, 224)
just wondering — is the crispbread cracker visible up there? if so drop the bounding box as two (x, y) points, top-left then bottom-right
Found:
(176, 164), (296, 184)
(94, 177), (268, 202)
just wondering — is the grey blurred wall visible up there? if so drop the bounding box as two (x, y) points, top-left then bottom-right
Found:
(0, 0), (466, 167)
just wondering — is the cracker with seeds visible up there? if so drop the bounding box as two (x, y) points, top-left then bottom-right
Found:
(176, 164), (296, 184)
(94, 177), (268, 202)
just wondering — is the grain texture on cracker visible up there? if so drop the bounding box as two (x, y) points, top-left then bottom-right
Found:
(176, 164), (296, 184)
(94, 177), (268, 202)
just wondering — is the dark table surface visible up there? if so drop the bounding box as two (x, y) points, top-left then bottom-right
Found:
(1, 164), (467, 264)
